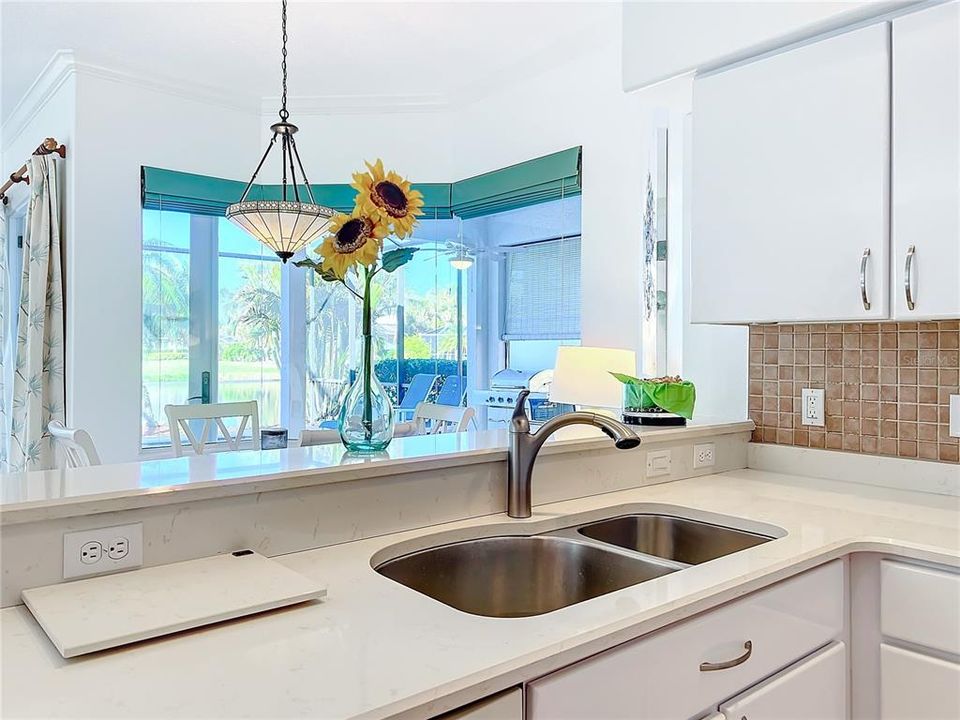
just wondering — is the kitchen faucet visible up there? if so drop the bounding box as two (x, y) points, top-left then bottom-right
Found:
(507, 390), (641, 518)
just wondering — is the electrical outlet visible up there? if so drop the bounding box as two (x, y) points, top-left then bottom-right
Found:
(646, 449), (672, 478)
(801, 388), (825, 427)
(63, 523), (142, 580)
(693, 443), (715, 469)
(80, 541), (102, 565)
(950, 395), (960, 438)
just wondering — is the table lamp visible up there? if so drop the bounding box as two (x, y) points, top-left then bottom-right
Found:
(549, 346), (637, 415)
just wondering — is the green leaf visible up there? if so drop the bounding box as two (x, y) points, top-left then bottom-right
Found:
(380, 247), (417, 273)
(293, 258), (341, 283)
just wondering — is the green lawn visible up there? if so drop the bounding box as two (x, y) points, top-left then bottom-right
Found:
(142, 358), (281, 383)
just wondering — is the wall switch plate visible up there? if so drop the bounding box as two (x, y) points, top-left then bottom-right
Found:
(646, 449), (672, 478)
(63, 523), (143, 580)
(693, 443), (716, 469)
(950, 395), (960, 438)
(801, 388), (825, 427)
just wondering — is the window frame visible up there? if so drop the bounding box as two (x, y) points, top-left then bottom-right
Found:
(140, 210), (287, 450)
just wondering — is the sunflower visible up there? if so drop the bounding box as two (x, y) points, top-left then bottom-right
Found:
(315, 212), (388, 279)
(352, 159), (424, 239)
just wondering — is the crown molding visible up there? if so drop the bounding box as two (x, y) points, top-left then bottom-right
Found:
(259, 93), (452, 117)
(70, 61), (261, 116)
(2, 50), (76, 149)
(2, 52), (260, 149)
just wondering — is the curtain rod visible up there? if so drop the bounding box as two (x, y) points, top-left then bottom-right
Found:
(0, 138), (67, 206)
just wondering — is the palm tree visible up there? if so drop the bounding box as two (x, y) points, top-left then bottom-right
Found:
(142, 249), (189, 352)
(231, 262), (282, 368)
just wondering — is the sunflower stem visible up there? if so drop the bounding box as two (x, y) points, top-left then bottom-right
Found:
(362, 268), (374, 440)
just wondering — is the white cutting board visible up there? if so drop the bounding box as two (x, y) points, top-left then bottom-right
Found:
(22, 550), (326, 658)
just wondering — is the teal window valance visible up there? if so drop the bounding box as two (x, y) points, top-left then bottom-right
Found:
(142, 167), (452, 218)
(450, 147), (582, 219)
(142, 146), (580, 221)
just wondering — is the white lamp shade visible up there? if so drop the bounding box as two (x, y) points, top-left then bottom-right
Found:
(226, 200), (334, 260)
(549, 346), (636, 409)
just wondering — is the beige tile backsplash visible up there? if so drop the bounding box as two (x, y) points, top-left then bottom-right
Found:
(749, 321), (959, 463)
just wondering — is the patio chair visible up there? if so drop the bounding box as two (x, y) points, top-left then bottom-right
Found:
(395, 373), (439, 421)
(412, 402), (476, 435)
(436, 375), (467, 407)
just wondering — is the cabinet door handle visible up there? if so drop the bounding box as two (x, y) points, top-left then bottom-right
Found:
(860, 248), (872, 311)
(699, 640), (753, 672)
(904, 245), (916, 311)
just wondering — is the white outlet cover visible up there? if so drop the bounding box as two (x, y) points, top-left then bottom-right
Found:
(63, 523), (143, 580)
(950, 395), (960, 438)
(646, 449), (672, 478)
(693, 443), (716, 469)
(801, 388), (825, 427)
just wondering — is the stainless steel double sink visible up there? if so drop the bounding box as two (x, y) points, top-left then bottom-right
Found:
(375, 514), (775, 618)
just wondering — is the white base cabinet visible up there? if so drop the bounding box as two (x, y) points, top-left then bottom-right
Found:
(878, 559), (960, 720)
(441, 688), (523, 720)
(526, 561), (844, 720)
(880, 644), (960, 720)
(718, 642), (847, 720)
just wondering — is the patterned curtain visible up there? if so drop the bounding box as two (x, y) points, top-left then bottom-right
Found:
(0, 202), (8, 463)
(3, 156), (65, 472)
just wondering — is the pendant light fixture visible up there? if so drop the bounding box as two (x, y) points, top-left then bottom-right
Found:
(448, 217), (474, 270)
(226, 0), (334, 262)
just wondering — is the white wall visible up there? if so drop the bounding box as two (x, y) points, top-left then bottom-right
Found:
(451, 31), (647, 358)
(272, 108), (457, 183)
(65, 72), (259, 463)
(622, 0), (914, 90)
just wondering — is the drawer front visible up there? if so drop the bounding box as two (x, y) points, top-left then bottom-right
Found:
(719, 642), (847, 720)
(881, 560), (960, 655)
(527, 560), (844, 720)
(880, 644), (960, 720)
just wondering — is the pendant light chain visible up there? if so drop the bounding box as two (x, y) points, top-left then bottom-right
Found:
(279, 0), (289, 121)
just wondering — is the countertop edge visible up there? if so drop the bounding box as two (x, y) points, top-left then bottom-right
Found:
(0, 422), (754, 526)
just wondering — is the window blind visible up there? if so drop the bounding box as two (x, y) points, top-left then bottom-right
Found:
(501, 237), (581, 341)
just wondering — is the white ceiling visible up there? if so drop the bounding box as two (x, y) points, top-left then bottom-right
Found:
(1, 1), (613, 122)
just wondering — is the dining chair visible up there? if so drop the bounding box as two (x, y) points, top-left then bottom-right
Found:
(164, 401), (260, 457)
(412, 402), (476, 435)
(47, 421), (102, 468)
(395, 373), (439, 421)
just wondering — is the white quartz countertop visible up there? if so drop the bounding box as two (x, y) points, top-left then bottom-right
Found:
(0, 421), (752, 524)
(2, 468), (958, 719)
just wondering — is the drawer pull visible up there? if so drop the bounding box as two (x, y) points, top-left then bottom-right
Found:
(699, 641), (753, 672)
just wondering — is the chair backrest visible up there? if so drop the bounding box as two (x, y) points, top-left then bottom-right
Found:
(298, 428), (341, 447)
(412, 402), (476, 435)
(397, 374), (439, 410)
(48, 421), (102, 468)
(164, 401), (260, 457)
(436, 375), (466, 407)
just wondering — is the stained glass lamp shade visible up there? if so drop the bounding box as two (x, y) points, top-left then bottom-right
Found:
(226, 195), (333, 262)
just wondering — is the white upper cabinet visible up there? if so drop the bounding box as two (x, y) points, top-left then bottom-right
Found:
(691, 23), (891, 323)
(892, 1), (960, 319)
